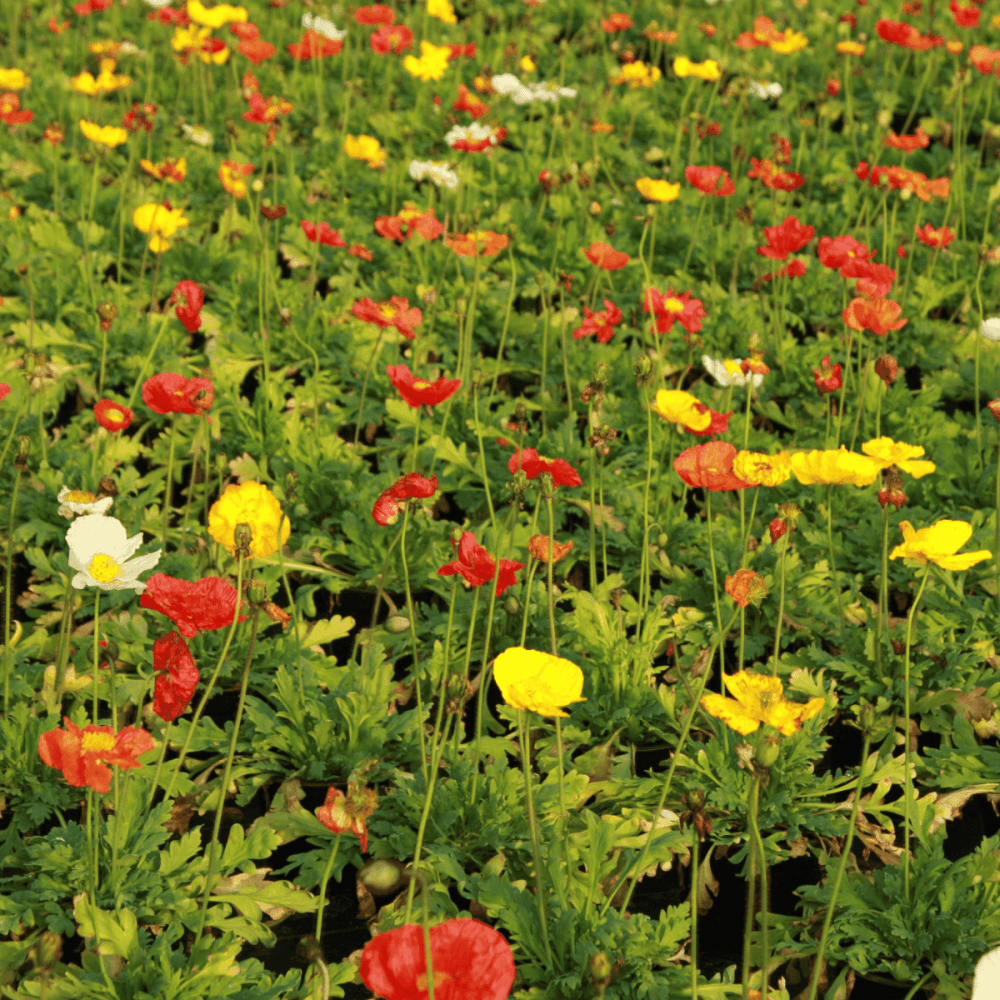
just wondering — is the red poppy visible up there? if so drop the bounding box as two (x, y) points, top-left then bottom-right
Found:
(301, 221), (348, 247)
(370, 24), (413, 55)
(239, 38), (276, 65)
(171, 280), (204, 333)
(875, 17), (944, 49)
(0, 385), (10, 403)
(437, 531), (524, 596)
(583, 241), (629, 270)
(898, 244), (907, 258)
(375, 206), (444, 242)
(817, 235), (874, 270)
(826, 77), (841, 96)
(0, 93), (32, 126)
(74, 0), (113, 15)
(814, 355), (843, 395)
(643, 287), (706, 334)
(885, 127), (930, 152)
(229, 21), (259, 40)
(508, 448), (583, 487)
(448, 42), (477, 59)
(453, 83), (489, 118)
(372, 473), (439, 525)
(39, 718), (154, 794)
(448, 124), (506, 152)
(842, 297), (908, 337)
(150, 631), (200, 723)
(572, 299), (622, 344)
(950, 0), (980, 28)
(349, 243), (374, 260)
(122, 101), (157, 133)
(140, 573), (248, 638)
(360, 919), (515, 1000)
(287, 30), (343, 59)
(386, 364), (462, 408)
(94, 399), (134, 433)
(970, 45), (1000, 74)
(747, 158), (804, 191)
(601, 12), (634, 31)
(685, 165), (736, 197)
(684, 404), (732, 437)
(674, 442), (753, 492)
(48, 16), (70, 32)
(242, 93), (293, 124)
(839, 258), (897, 298)
(446, 230), (509, 257)
(142, 373), (215, 415)
(317, 784), (378, 852)
(351, 297), (423, 340)
(757, 216), (815, 260)
(914, 223), (955, 248)
(148, 5), (190, 25)
(261, 204), (287, 220)
(355, 4), (395, 24)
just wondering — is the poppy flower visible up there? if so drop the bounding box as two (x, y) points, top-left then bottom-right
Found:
(437, 531), (524, 596)
(0, 384), (10, 403)
(970, 45), (1000, 74)
(601, 13), (633, 32)
(444, 122), (508, 152)
(94, 399), (133, 433)
(703, 355), (764, 389)
(370, 23), (413, 55)
(842, 297), (907, 337)
(360, 919), (515, 1000)
(349, 243), (373, 260)
(651, 389), (729, 436)
(151, 631), (200, 722)
(643, 287), (706, 334)
(355, 4), (395, 24)
(610, 60), (662, 87)
(840, 258), (897, 298)
(403, 40), (452, 81)
(674, 442), (753, 492)
(584, 241), (629, 270)
(890, 519), (991, 570)
(572, 299), (622, 343)
(229, 20), (259, 40)
(122, 101), (157, 133)
(527, 535), (574, 564)
(685, 165), (736, 196)
(950, 0), (980, 28)
(74, 0), (113, 14)
(219, 159), (254, 198)
(67, 515), (162, 593)
(0, 93), (32, 126)
(143, 373), (214, 414)
(49, 16), (70, 32)
(140, 572), (248, 637)
(725, 569), (769, 609)
(187, 0), (247, 27)
(813, 355), (843, 395)
(171, 280), (204, 332)
(352, 298), (422, 340)
(701, 672), (824, 737)
(317, 783), (379, 852)
(817, 235), (874, 270)
(885, 127), (930, 152)
(133, 202), (189, 253)
(448, 41), (476, 60)
(445, 230), (509, 257)
(409, 161), (460, 189)
(39, 719), (154, 794)
(43, 122), (66, 147)
(140, 157), (188, 183)
(287, 30), (343, 59)
(80, 119), (129, 149)
(508, 449), (582, 487)
(914, 223), (955, 249)
(635, 178), (681, 202)
(301, 221), (348, 247)
(375, 205), (444, 242)
(826, 77), (841, 96)
(239, 38), (276, 64)
(208, 481), (291, 560)
(789, 447), (881, 487)
(386, 364), (461, 408)
(453, 83), (489, 118)
(732, 450), (792, 487)
(746, 158), (804, 191)
(757, 216), (815, 260)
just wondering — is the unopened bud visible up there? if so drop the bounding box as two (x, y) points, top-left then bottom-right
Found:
(284, 470), (298, 504)
(482, 852), (506, 877)
(537, 471), (556, 499)
(504, 596), (521, 616)
(16, 263), (28, 276)
(768, 517), (787, 545)
(233, 522), (253, 557)
(874, 353), (898, 388)
(100, 639), (120, 664)
(988, 399), (1000, 423)
(588, 200), (601, 216)
(877, 466), (907, 511)
(384, 615), (410, 634)
(248, 578), (268, 605)
(633, 355), (652, 383)
(358, 859), (405, 894)
(755, 733), (781, 768)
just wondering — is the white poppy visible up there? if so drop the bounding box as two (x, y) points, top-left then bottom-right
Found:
(702, 355), (764, 389)
(748, 81), (783, 101)
(142, 0), (174, 7)
(181, 123), (213, 147)
(57, 486), (114, 519)
(408, 160), (459, 189)
(302, 12), (348, 41)
(491, 74), (576, 105)
(444, 122), (493, 147)
(66, 514), (162, 593)
(973, 946), (1000, 999)
(981, 317), (1000, 342)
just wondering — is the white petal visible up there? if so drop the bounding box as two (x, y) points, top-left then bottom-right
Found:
(66, 515), (128, 565)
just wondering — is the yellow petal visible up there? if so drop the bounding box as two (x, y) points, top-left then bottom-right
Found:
(935, 550), (992, 571)
(700, 693), (761, 734)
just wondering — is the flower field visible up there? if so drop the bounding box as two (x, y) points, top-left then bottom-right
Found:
(4, 0), (1000, 996)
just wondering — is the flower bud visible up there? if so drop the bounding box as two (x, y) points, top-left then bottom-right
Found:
(482, 852), (506, 877)
(451, 525), (464, 544)
(248, 578), (268, 606)
(657, 532), (668, 547)
(358, 859), (405, 895)
(755, 733), (781, 768)
(768, 517), (787, 545)
(988, 399), (1000, 423)
(877, 466), (906, 511)
(384, 615), (410, 634)
(504, 596), (521, 616)
(725, 568), (768, 608)
(874, 353), (898, 387)
(233, 522), (253, 557)
(588, 200), (602, 216)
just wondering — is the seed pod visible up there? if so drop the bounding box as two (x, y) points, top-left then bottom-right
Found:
(384, 615), (410, 634)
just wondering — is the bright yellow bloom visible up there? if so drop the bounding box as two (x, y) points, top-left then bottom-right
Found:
(403, 41), (452, 82)
(344, 134), (387, 169)
(0, 68), (29, 90)
(172, 24), (231, 64)
(836, 40), (865, 56)
(860, 438), (935, 478)
(79, 119), (129, 148)
(701, 672), (825, 737)
(650, 389), (711, 431)
(635, 178), (681, 202)
(733, 451), (792, 488)
(789, 447), (880, 487)
(208, 481), (291, 560)
(427, 0), (457, 24)
(520, 55), (536, 72)
(612, 61), (661, 88)
(187, 0), (247, 27)
(493, 647), (586, 719)
(890, 520), (991, 572)
(72, 60), (132, 96)
(673, 56), (721, 81)
(132, 203), (189, 253)
(771, 29), (809, 54)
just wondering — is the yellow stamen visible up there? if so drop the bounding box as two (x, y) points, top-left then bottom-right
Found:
(80, 731), (117, 754)
(88, 553), (122, 583)
(664, 297), (685, 313)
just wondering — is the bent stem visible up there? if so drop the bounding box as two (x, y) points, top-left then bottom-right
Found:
(690, 827), (700, 1000)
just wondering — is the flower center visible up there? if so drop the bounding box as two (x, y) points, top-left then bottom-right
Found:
(380, 304), (398, 318)
(412, 380), (431, 390)
(105, 408), (124, 423)
(664, 297), (685, 312)
(758, 691), (777, 710)
(65, 490), (96, 503)
(80, 731), (117, 754)
(724, 359), (743, 376)
(88, 553), (122, 583)
(415, 971), (452, 991)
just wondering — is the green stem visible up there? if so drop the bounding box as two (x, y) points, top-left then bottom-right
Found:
(876, 503), (889, 675)
(975, 262), (986, 469)
(690, 827), (700, 1000)
(748, 775), (769, 1000)
(2, 466), (22, 717)
(639, 384), (656, 624)
(487, 246), (518, 405)
(705, 490), (725, 690)
(314, 834), (341, 942)
(161, 413), (177, 550)
(825, 484), (847, 639)
(399, 504), (429, 784)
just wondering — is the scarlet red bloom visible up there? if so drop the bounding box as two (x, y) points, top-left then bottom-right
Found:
(814, 355), (843, 395)
(372, 474), (438, 525)
(375, 206), (444, 242)
(914, 223), (955, 249)
(122, 101), (157, 134)
(875, 18), (944, 49)
(148, 5), (190, 25)
(317, 783), (378, 852)
(601, 12), (634, 32)
(572, 299), (622, 344)
(229, 21), (259, 40)
(74, 0), (113, 15)
(446, 230), (509, 257)
(950, 0), (980, 28)
(287, 30), (343, 59)
(448, 42), (476, 59)
(685, 404), (732, 437)
(970, 45), (1000, 74)
(386, 364), (462, 408)
(674, 442), (753, 492)
(826, 77), (841, 96)
(817, 235), (874, 270)
(355, 4), (395, 24)
(142, 373), (214, 415)
(769, 517), (788, 545)
(643, 287), (706, 334)
(437, 531), (524, 596)
(453, 83), (489, 118)
(349, 243), (373, 260)
(360, 920), (515, 1000)
(370, 24), (413, 55)
(301, 221), (348, 247)
(151, 631), (200, 722)
(757, 216), (815, 260)
(140, 573), (248, 638)
(261, 204), (287, 220)
(39, 719), (154, 794)
(508, 448), (582, 487)
(583, 241), (629, 270)
(885, 126), (930, 152)
(898, 244), (907, 258)
(842, 297), (908, 337)
(0, 385), (10, 403)
(0, 93), (32, 126)
(747, 159), (804, 191)
(240, 38), (277, 65)
(840, 258), (897, 298)
(685, 165), (736, 197)
(171, 280), (204, 333)
(48, 16), (70, 33)
(352, 297), (422, 340)
(94, 399), (133, 433)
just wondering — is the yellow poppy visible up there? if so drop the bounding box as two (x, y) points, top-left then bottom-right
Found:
(79, 119), (129, 148)
(0, 68), (29, 90)
(427, 0), (457, 24)
(701, 672), (825, 737)
(771, 29), (809, 54)
(732, 451), (792, 488)
(789, 447), (880, 487)
(836, 40), (865, 56)
(403, 41), (452, 82)
(673, 56), (721, 81)
(650, 389), (711, 431)
(636, 178), (681, 202)
(344, 134), (387, 169)
(611, 61), (661, 88)
(860, 438), (935, 478)
(520, 55), (536, 72)
(889, 520), (991, 571)
(132, 202), (189, 253)
(493, 647), (586, 719)
(208, 481), (291, 560)
(186, 0), (247, 27)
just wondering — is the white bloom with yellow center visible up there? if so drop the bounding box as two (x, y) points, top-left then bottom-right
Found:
(66, 514), (162, 592)
(181, 123), (213, 147)
(702, 355), (764, 389)
(57, 486), (113, 519)
(408, 159), (459, 189)
(302, 12), (347, 40)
